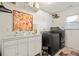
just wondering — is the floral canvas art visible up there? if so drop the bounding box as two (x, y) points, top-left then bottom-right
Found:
(13, 10), (33, 31)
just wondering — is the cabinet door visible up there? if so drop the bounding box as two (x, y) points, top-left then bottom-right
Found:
(65, 30), (79, 50)
(28, 36), (41, 56)
(34, 36), (41, 54)
(65, 30), (73, 47)
(18, 38), (28, 56)
(3, 45), (17, 56)
(2, 39), (18, 56)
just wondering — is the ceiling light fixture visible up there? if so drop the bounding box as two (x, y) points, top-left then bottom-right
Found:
(28, 2), (39, 8)
(46, 2), (52, 4)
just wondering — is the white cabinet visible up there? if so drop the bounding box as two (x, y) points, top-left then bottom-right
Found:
(28, 36), (41, 56)
(3, 45), (17, 56)
(18, 38), (28, 56)
(18, 43), (28, 56)
(65, 29), (79, 50)
(2, 35), (42, 56)
(2, 39), (18, 56)
(65, 30), (72, 47)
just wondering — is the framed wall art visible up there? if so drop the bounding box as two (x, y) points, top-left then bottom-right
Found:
(12, 10), (33, 31)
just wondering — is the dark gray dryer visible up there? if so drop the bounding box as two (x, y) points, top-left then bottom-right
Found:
(42, 27), (65, 55)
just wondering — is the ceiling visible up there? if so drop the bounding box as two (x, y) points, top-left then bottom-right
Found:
(38, 2), (79, 14)
(3, 2), (79, 15)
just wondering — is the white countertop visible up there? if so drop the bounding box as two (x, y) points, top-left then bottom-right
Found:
(0, 33), (41, 41)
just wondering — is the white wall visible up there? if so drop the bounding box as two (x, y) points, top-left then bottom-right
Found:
(33, 10), (53, 31)
(51, 13), (66, 28)
(0, 12), (13, 38)
(53, 6), (79, 28)
(0, 3), (53, 38)
(52, 6), (79, 30)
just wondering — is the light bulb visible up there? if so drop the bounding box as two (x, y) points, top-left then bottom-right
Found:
(46, 2), (52, 4)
